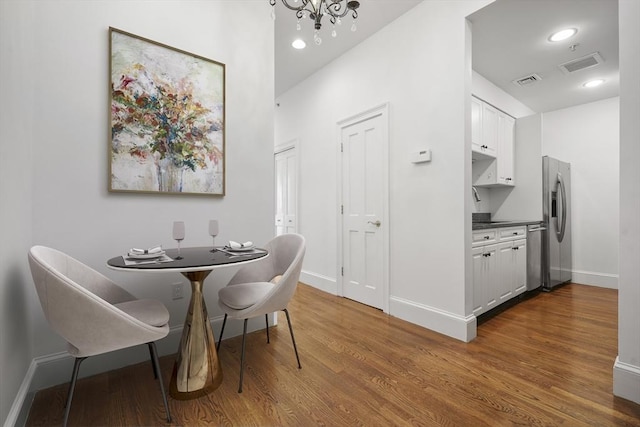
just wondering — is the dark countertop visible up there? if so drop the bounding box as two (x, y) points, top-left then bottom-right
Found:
(472, 220), (543, 230)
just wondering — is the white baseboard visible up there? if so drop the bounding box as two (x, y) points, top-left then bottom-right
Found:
(300, 271), (477, 342)
(5, 314), (270, 427)
(389, 296), (477, 342)
(613, 356), (640, 404)
(571, 270), (618, 289)
(300, 270), (337, 295)
(3, 359), (37, 427)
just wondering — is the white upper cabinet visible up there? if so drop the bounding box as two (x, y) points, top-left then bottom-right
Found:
(471, 96), (516, 187)
(471, 97), (482, 151)
(481, 102), (499, 156)
(496, 113), (515, 185)
(471, 96), (497, 159)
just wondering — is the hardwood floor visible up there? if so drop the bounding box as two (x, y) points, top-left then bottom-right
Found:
(27, 283), (640, 426)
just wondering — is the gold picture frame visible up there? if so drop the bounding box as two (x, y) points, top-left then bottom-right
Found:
(109, 27), (225, 196)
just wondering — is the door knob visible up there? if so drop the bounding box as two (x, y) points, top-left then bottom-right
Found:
(367, 220), (382, 227)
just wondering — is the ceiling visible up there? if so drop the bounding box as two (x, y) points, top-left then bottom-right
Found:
(274, 0), (423, 96)
(274, 0), (619, 114)
(469, 0), (619, 113)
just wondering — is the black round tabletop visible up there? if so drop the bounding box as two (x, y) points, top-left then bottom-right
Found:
(107, 246), (268, 272)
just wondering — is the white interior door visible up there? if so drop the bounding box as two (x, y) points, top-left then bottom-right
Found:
(340, 106), (388, 310)
(275, 147), (297, 235)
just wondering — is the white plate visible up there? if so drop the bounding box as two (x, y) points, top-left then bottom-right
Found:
(224, 246), (255, 252)
(126, 251), (166, 259)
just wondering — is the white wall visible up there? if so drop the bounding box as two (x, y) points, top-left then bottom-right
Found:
(542, 97), (620, 288)
(615, 0), (640, 405)
(1, 1), (274, 424)
(0, 2), (36, 424)
(276, 0), (493, 342)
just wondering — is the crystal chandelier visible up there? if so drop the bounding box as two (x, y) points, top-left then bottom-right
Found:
(270, 0), (361, 45)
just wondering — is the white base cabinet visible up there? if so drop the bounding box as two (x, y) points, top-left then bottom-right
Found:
(472, 227), (527, 317)
(496, 239), (527, 304)
(472, 244), (498, 317)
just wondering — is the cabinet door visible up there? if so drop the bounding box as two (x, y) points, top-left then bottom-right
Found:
(471, 97), (483, 153)
(472, 246), (487, 316)
(496, 241), (514, 303)
(484, 244), (498, 312)
(497, 113), (515, 185)
(513, 239), (527, 295)
(472, 244), (498, 316)
(481, 103), (498, 157)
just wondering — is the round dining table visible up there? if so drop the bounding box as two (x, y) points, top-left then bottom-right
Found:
(107, 246), (268, 400)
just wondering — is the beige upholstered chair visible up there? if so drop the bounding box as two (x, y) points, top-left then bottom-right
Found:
(217, 233), (306, 393)
(28, 246), (171, 426)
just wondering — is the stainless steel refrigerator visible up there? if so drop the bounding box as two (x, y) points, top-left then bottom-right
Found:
(542, 156), (572, 290)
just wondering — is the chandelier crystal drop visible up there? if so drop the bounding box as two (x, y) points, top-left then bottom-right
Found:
(270, 0), (360, 40)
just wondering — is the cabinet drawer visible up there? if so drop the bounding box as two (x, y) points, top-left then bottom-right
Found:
(473, 229), (497, 246)
(499, 227), (526, 241)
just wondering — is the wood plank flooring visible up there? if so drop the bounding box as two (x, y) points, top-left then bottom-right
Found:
(26, 283), (640, 426)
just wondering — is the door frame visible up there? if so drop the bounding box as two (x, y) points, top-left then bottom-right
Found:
(336, 103), (390, 313)
(274, 138), (299, 235)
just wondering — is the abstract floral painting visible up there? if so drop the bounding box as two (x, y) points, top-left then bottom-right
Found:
(109, 28), (225, 195)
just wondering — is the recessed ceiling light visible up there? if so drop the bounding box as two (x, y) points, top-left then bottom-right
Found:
(549, 28), (577, 42)
(583, 79), (605, 88)
(292, 39), (306, 50)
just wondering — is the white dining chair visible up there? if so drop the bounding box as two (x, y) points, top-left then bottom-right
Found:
(28, 245), (172, 426)
(216, 233), (306, 393)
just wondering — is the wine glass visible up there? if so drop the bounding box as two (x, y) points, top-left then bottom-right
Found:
(209, 220), (219, 252)
(172, 221), (185, 259)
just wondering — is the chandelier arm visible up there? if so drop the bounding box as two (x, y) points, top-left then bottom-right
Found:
(279, 0), (310, 13)
(326, 1), (359, 19)
(327, 4), (348, 19)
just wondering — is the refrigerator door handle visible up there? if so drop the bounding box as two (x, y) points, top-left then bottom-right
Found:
(556, 172), (567, 242)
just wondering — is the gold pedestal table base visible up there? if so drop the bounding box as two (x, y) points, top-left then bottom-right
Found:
(170, 270), (223, 400)
(106, 246), (269, 400)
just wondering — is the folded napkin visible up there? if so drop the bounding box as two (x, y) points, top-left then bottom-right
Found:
(123, 254), (174, 266)
(227, 241), (254, 249)
(129, 246), (163, 255)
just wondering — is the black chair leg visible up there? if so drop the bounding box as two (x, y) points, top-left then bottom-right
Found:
(283, 309), (302, 369)
(148, 342), (172, 423)
(147, 343), (159, 379)
(217, 314), (228, 351)
(265, 313), (270, 343)
(63, 357), (86, 427)
(238, 319), (248, 393)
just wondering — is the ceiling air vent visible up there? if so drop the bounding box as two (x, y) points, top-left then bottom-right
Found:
(559, 52), (604, 74)
(512, 73), (542, 87)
